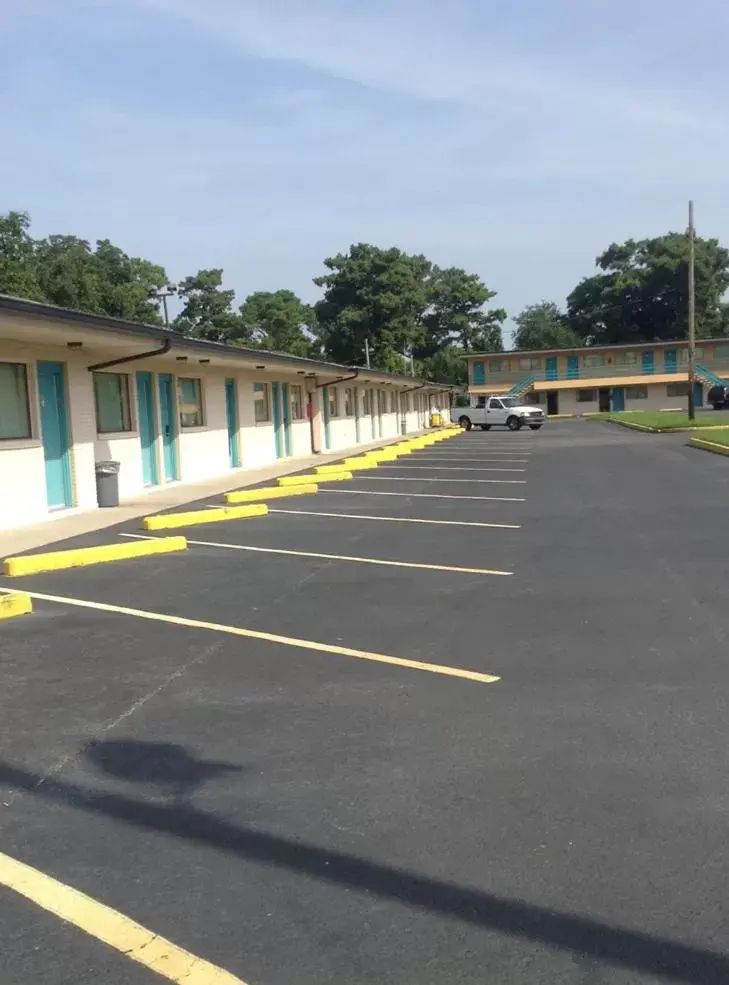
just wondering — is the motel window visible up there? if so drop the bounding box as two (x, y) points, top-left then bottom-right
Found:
(490, 359), (511, 373)
(714, 346), (729, 359)
(519, 357), (541, 370)
(583, 353), (605, 368)
(177, 378), (204, 428)
(328, 387), (339, 418)
(93, 372), (131, 434)
(678, 348), (704, 364)
(626, 385), (647, 399)
(390, 391), (398, 413)
(362, 390), (371, 414)
(403, 393), (411, 412)
(253, 382), (271, 423)
(576, 389), (596, 403)
(290, 384), (304, 420)
(666, 382), (689, 397)
(0, 362), (31, 440)
(476, 396), (487, 408)
(613, 351), (638, 366)
(344, 388), (354, 417)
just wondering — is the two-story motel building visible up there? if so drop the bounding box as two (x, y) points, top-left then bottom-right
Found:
(0, 295), (451, 534)
(465, 339), (729, 416)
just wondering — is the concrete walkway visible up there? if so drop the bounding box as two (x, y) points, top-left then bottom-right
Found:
(0, 431), (433, 556)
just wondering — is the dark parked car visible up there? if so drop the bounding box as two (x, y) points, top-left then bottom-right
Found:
(708, 385), (729, 410)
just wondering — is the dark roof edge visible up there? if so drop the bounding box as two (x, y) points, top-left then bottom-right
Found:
(466, 337), (724, 359)
(0, 294), (451, 390)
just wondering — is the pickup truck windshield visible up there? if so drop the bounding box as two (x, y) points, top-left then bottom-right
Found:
(500, 398), (520, 408)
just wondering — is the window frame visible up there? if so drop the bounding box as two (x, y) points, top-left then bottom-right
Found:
(626, 385), (648, 399)
(0, 361), (32, 441)
(576, 389), (596, 403)
(290, 384), (304, 421)
(666, 382), (689, 398)
(93, 371), (132, 434)
(253, 381), (271, 424)
(177, 377), (204, 429)
(328, 387), (339, 418)
(488, 398), (503, 410)
(344, 387), (354, 417)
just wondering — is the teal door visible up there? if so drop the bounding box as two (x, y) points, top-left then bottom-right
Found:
(322, 386), (331, 451)
(157, 374), (178, 481)
(472, 361), (485, 386)
(612, 387), (625, 412)
(37, 361), (73, 509)
(225, 379), (240, 467)
(281, 383), (292, 457)
(567, 355), (579, 379)
(546, 356), (558, 381)
(694, 381), (703, 408)
(370, 389), (376, 438)
(642, 351), (654, 374)
(272, 382), (284, 458)
(664, 349), (677, 373)
(136, 372), (158, 486)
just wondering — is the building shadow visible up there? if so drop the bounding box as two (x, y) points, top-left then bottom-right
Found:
(1, 754), (727, 984)
(86, 739), (242, 802)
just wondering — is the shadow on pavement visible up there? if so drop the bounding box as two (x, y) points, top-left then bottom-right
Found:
(1, 754), (726, 984)
(86, 739), (242, 802)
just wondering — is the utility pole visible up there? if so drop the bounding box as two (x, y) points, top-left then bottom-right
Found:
(364, 337), (371, 368)
(149, 284), (178, 329)
(687, 200), (696, 421)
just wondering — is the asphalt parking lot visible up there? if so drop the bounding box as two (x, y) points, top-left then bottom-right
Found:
(2, 422), (729, 984)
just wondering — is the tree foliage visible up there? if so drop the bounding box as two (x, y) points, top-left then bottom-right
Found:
(513, 301), (580, 350)
(238, 290), (315, 357)
(567, 234), (729, 345)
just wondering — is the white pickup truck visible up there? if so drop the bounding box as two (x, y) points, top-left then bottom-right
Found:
(451, 395), (545, 431)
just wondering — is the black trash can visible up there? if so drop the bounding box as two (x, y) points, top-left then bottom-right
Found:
(95, 460), (120, 508)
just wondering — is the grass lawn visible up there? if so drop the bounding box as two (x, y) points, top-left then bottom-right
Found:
(598, 411), (729, 431)
(691, 428), (729, 446)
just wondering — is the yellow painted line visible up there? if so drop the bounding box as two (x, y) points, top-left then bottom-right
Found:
(226, 484), (317, 503)
(409, 458), (530, 463)
(0, 591), (33, 620)
(378, 465), (526, 472)
(278, 472), (352, 486)
(269, 508), (521, 529)
(0, 849), (247, 984)
(23, 591), (500, 684)
(321, 488), (526, 502)
(3, 537), (187, 577)
(356, 476), (526, 485)
(122, 533), (513, 577)
(144, 504), (268, 531)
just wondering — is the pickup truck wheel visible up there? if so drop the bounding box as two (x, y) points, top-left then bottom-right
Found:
(458, 416), (472, 431)
(713, 403), (723, 410)
(529, 424), (542, 431)
(480, 424), (491, 431)
(506, 415), (522, 431)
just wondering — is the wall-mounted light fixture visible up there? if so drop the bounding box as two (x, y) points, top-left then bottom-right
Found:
(176, 356), (188, 362)
(67, 341), (83, 350)
(199, 359), (210, 364)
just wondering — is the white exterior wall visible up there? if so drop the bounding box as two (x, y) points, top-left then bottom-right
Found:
(1, 331), (440, 533)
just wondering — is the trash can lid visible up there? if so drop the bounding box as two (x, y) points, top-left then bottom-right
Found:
(95, 460), (121, 473)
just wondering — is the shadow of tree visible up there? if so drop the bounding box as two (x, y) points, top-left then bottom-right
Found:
(1, 755), (726, 984)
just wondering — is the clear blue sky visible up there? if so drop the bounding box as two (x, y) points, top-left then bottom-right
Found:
(2, 0), (727, 333)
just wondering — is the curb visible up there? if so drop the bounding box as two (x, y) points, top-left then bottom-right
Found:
(3, 536), (188, 577)
(225, 485), (317, 504)
(279, 472), (352, 486)
(144, 504), (268, 531)
(688, 436), (729, 457)
(0, 591), (33, 620)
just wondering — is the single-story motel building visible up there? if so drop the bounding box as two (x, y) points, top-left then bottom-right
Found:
(0, 296), (451, 534)
(465, 339), (729, 415)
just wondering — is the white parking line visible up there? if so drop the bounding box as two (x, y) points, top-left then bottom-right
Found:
(321, 489), (526, 502)
(268, 509), (521, 529)
(378, 465), (526, 473)
(354, 476), (526, 484)
(121, 534), (513, 577)
(407, 458), (530, 463)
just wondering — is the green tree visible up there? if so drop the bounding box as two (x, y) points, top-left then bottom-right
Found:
(422, 266), (505, 354)
(93, 240), (167, 324)
(567, 233), (729, 345)
(314, 244), (433, 371)
(174, 269), (241, 341)
(35, 235), (103, 312)
(0, 211), (42, 300)
(513, 301), (580, 350)
(238, 290), (315, 356)
(417, 347), (468, 387)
